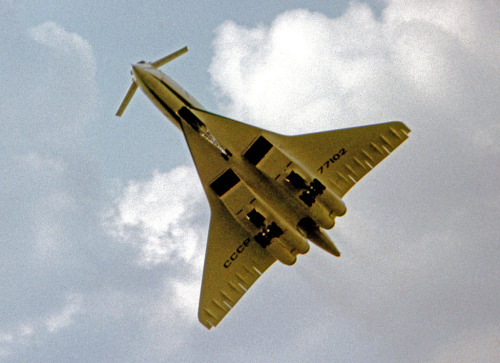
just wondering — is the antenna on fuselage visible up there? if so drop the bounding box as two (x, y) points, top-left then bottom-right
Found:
(116, 46), (188, 117)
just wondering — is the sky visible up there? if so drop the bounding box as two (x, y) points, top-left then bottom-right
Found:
(1, 0), (499, 362)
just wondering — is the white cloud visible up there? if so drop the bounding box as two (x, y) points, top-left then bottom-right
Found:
(210, 1), (500, 141)
(0, 293), (83, 358)
(1, 18), (98, 145)
(13, 153), (80, 259)
(211, 4), (398, 133)
(18, 152), (65, 175)
(29, 21), (96, 76)
(105, 166), (207, 267)
(385, 0), (500, 67)
(102, 166), (209, 336)
(170, 278), (201, 317)
(18, 21), (99, 141)
(0, 17), (100, 357)
(45, 294), (83, 333)
(209, 1), (500, 361)
(145, 276), (202, 331)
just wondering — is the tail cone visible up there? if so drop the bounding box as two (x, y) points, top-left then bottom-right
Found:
(297, 217), (340, 257)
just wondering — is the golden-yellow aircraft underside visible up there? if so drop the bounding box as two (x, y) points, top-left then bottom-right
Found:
(117, 47), (410, 329)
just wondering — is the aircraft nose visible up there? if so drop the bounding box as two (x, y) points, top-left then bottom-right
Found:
(131, 63), (149, 82)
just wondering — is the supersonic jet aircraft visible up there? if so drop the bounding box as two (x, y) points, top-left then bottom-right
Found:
(116, 47), (410, 329)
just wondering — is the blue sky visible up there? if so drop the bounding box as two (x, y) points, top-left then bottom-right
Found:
(1, 1), (500, 362)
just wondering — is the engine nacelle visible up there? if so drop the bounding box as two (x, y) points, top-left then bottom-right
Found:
(317, 189), (347, 218)
(281, 228), (310, 254)
(266, 239), (297, 265)
(284, 169), (339, 229)
(307, 200), (336, 229)
(297, 217), (341, 257)
(242, 135), (345, 228)
(253, 221), (308, 265)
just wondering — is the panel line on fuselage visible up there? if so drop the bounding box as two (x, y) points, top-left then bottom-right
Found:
(147, 86), (182, 125)
(158, 77), (194, 108)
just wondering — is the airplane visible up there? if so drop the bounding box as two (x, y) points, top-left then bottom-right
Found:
(116, 46), (410, 329)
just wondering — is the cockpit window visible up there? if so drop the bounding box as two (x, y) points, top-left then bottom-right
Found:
(243, 136), (273, 165)
(210, 169), (240, 197)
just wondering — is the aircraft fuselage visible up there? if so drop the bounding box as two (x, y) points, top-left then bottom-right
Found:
(131, 62), (343, 264)
(117, 47), (410, 328)
(132, 63), (202, 129)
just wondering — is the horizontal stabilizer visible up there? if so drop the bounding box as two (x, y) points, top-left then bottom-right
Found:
(152, 46), (188, 68)
(116, 82), (138, 117)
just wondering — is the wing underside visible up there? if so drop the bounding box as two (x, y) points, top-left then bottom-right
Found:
(276, 122), (411, 198)
(198, 194), (276, 329)
(179, 107), (410, 329)
(179, 113), (276, 329)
